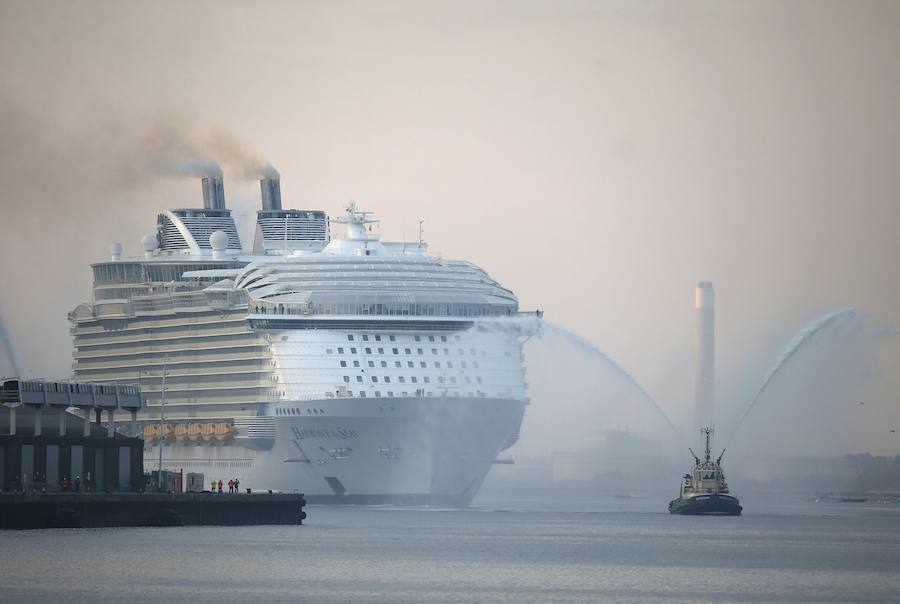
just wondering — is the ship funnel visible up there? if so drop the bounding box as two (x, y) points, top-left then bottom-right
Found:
(693, 281), (715, 432)
(201, 176), (226, 210)
(260, 176), (282, 211)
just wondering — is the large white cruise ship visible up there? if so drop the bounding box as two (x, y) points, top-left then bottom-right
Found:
(69, 174), (538, 505)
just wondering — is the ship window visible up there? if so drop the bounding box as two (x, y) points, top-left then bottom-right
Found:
(343, 376), (350, 383)
(368, 361), (375, 367)
(380, 361), (387, 368)
(411, 377), (418, 383)
(398, 377), (405, 383)
(351, 347), (357, 354)
(423, 377), (431, 383)
(392, 348), (399, 354)
(371, 377), (378, 383)
(395, 361), (402, 368)
(353, 360), (360, 368)
(438, 377), (445, 384)
(374, 391), (381, 397)
(464, 377), (471, 383)
(440, 336), (447, 342)
(414, 336), (421, 342)
(356, 376), (363, 383)
(387, 391), (394, 397)
(404, 348), (411, 354)
(389, 335), (396, 342)
(338, 347), (344, 354)
(450, 377), (457, 383)
(340, 361), (347, 367)
(362, 335), (369, 341)
(417, 348), (424, 354)
(443, 348), (449, 355)
(420, 362), (426, 368)
(428, 335), (435, 342)
(384, 377), (391, 383)
(347, 335), (354, 341)
(407, 361), (414, 368)
(374, 335), (381, 341)
(431, 348), (438, 355)
(377, 348), (384, 354)
(434, 362), (441, 368)
(326, 349), (333, 354)
(365, 347), (372, 354)
(359, 391), (365, 397)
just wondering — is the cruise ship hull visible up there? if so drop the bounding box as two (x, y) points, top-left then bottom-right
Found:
(145, 396), (525, 507)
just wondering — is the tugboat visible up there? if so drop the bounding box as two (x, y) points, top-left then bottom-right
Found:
(668, 427), (742, 516)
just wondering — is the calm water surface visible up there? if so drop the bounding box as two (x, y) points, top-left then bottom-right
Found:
(1, 492), (899, 603)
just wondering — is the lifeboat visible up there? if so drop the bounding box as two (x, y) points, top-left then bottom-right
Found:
(188, 423), (202, 441)
(143, 425), (160, 441)
(214, 423), (234, 441)
(200, 423), (216, 441)
(174, 424), (189, 441)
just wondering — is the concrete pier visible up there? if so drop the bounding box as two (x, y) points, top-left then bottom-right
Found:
(0, 492), (307, 529)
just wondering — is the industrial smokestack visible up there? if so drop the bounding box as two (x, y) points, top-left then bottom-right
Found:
(201, 176), (226, 210)
(693, 281), (715, 432)
(260, 176), (282, 211)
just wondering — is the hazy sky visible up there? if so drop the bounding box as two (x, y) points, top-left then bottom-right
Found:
(1, 0), (898, 453)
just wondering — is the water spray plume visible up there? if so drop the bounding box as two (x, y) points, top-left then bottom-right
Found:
(734, 308), (862, 431)
(541, 321), (678, 433)
(475, 316), (677, 433)
(0, 308), (23, 377)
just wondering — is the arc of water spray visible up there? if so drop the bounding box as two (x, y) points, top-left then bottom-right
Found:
(0, 309), (23, 377)
(475, 317), (677, 432)
(734, 308), (861, 431)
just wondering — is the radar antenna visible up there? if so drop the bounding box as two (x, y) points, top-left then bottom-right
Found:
(702, 426), (713, 463)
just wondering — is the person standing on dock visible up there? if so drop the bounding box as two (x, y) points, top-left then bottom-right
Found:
(74, 476), (80, 492)
(234, 478), (240, 494)
(217, 479), (223, 493)
(210, 479), (216, 492)
(228, 479), (234, 494)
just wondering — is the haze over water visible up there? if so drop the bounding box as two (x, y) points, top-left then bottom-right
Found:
(2, 496), (900, 603)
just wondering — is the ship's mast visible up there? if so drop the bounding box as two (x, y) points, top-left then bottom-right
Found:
(702, 427), (712, 463)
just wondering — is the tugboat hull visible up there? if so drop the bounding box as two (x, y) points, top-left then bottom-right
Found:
(668, 493), (742, 516)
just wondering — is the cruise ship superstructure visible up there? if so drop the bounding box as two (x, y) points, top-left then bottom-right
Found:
(69, 174), (537, 505)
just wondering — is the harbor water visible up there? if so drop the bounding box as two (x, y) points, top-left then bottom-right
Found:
(1, 490), (899, 603)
